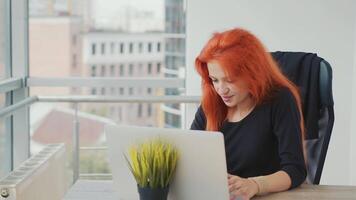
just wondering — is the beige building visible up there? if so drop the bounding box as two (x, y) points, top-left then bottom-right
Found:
(29, 16), (83, 96)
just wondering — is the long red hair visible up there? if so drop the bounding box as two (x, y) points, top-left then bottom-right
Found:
(195, 28), (305, 138)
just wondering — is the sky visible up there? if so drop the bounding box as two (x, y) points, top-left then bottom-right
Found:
(93, 0), (164, 31)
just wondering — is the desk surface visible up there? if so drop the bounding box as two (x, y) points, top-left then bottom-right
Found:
(64, 180), (356, 200)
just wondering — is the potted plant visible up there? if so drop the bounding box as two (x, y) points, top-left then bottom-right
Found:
(125, 138), (179, 200)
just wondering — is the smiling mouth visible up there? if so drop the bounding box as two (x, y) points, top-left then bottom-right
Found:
(222, 95), (233, 101)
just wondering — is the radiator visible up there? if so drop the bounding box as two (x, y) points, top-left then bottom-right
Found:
(0, 144), (67, 200)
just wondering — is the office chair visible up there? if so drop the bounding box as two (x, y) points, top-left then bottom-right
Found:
(271, 52), (335, 184)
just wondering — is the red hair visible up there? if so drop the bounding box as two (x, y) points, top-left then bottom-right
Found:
(195, 28), (305, 138)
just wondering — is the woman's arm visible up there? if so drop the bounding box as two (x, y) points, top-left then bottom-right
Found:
(190, 105), (206, 130)
(249, 170), (291, 194)
(228, 170), (291, 199)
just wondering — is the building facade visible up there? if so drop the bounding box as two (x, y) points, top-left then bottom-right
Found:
(82, 31), (165, 126)
(163, 0), (186, 128)
(29, 16), (83, 97)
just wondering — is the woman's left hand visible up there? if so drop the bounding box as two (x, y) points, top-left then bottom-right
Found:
(228, 174), (259, 200)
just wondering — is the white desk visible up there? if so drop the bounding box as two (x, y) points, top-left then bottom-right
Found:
(64, 180), (356, 200)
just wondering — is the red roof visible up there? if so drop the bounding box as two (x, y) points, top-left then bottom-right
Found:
(32, 109), (107, 146)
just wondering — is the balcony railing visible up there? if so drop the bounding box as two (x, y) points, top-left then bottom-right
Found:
(0, 77), (201, 183)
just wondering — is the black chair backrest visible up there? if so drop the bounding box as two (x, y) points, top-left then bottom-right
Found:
(271, 52), (334, 184)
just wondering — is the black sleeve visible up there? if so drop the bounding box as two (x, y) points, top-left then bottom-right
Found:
(272, 89), (307, 189)
(190, 105), (206, 130)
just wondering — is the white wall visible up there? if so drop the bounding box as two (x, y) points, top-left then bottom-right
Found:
(185, 0), (356, 185)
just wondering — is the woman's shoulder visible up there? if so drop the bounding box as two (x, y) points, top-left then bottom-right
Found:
(262, 87), (297, 108)
(273, 87), (296, 102)
(268, 87), (299, 113)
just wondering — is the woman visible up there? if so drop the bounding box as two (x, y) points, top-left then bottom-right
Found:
(190, 28), (306, 200)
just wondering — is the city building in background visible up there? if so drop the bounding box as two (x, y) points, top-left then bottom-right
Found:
(82, 31), (164, 126)
(29, 0), (94, 31)
(163, 0), (186, 128)
(27, 0), (186, 179)
(29, 16), (83, 97)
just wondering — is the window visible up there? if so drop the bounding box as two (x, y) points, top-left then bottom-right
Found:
(129, 64), (134, 76)
(119, 87), (124, 95)
(0, 1), (6, 80)
(110, 42), (115, 54)
(0, 118), (10, 178)
(147, 104), (152, 117)
(72, 54), (77, 68)
(91, 43), (96, 55)
(91, 65), (96, 77)
(129, 42), (133, 53)
(138, 63), (143, 75)
(72, 35), (77, 46)
(148, 42), (152, 52)
(157, 42), (161, 52)
(157, 63), (161, 73)
(101, 43), (105, 55)
(138, 104), (142, 117)
(138, 42), (143, 53)
(119, 64), (124, 76)
(101, 65), (106, 76)
(148, 63), (152, 74)
(91, 88), (96, 95)
(119, 43), (124, 54)
(110, 65), (115, 76)
(25, 0), (186, 180)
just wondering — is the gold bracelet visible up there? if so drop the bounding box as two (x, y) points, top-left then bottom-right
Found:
(248, 176), (269, 196)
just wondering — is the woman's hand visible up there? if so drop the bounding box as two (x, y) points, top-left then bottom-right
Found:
(228, 174), (259, 200)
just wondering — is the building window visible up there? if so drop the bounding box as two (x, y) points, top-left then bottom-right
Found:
(110, 65), (115, 76)
(110, 42), (115, 54)
(157, 63), (161, 73)
(101, 43), (105, 55)
(72, 35), (77, 46)
(91, 65), (96, 77)
(129, 87), (133, 95)
(138, 104), (142, 117)
(119, 87), (124, 95)
(91, 88), (96, 95)
(138, 63), (143, 75)
(157, 42), (161, 52)
(138, 42), (143, 53)
(120, 64), (124, 76)
(110, 87), (115, 95)
(147, 87), (152, 94)
(148, 42), (152, 52)
(129, 64), (134, 76)
(129, 42), (133, 53)
(148, 63), (152, 74)
(91, 43), (96, 55)
(120, 43), (124, 53)
(147, 104), (152, 117)
(72, 54), (77, 68)
(101, 87), (105, 95)
(101, 65), (106, 76)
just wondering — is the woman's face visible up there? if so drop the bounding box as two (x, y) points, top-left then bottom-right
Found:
(207, 61), (251, 108)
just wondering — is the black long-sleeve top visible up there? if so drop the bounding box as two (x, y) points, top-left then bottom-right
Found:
(190, 88), (306, 189)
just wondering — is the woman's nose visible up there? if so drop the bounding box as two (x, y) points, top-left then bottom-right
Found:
(218, 84), (229, 94)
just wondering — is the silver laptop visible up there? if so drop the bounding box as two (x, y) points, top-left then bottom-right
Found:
(105, 125), (230, 200)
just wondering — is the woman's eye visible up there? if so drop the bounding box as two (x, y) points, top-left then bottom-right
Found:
(211, 79), (218, 83)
